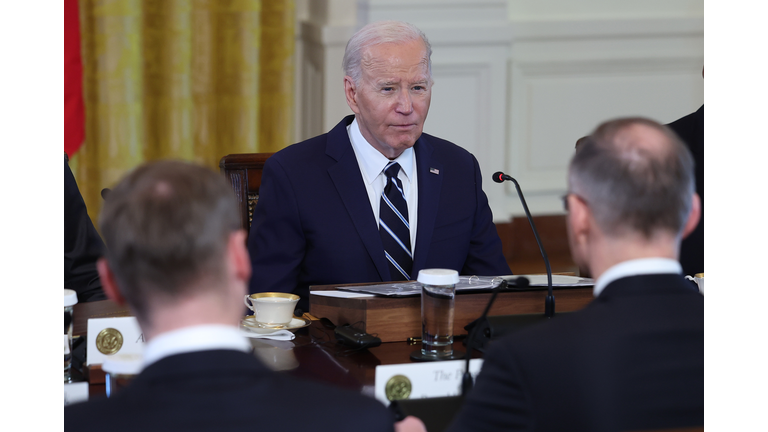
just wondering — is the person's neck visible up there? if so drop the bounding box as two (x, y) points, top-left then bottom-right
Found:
(140, 293), (241, 342)
(588, 233), (679, 280)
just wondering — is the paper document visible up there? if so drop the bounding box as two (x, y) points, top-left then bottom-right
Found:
(339, 276), (504, 297)
(520, 275), (594, 286)
(309, 290), (377, 298)
(312, 276), (593, 298)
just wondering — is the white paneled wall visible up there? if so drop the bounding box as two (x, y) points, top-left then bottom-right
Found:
(294, 0), (704, 221)
(505, 18), (703, 217)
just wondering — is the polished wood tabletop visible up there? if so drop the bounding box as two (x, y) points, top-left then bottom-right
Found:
(281, 320), (482, 392)
(71, 300), (482, 397)
(72, 286), (591, 397)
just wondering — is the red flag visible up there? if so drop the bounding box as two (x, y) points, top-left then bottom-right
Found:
(64, 0), (84, 156)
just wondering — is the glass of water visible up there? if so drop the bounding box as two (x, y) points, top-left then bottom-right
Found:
(411, 269), (463, 361)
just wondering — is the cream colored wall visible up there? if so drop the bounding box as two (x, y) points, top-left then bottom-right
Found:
(507, 0), (703, 20)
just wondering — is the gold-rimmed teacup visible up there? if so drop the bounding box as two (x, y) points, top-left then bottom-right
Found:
(244, 293), (299, 328)
(693, 273), (704, 293)
(685, 273), (704, 294)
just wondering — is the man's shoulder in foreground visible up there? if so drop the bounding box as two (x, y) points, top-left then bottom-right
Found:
(447, 273), (703, 432)
(496, 273), (703, 351)
(65, 350), (394, 432)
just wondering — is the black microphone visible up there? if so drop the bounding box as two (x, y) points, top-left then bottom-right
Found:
(492, 171), (513, 183)
(101, 188), (111, 200)
(491, 171), (555, 318)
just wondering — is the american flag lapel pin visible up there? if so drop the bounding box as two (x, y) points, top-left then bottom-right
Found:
(429, 167), (440, 175)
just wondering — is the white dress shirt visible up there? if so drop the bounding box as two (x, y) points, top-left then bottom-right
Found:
(593, 257), (682, 297)
(347, 118), (418, 254)
(142, 324), (251, 368)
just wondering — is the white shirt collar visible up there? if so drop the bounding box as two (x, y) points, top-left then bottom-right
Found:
(142, 324), (251, 368)
(348, 117), (414, 183)
(593, 258), (682, 297)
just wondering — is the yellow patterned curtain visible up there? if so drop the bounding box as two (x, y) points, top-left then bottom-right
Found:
(72, 0), (295, 225)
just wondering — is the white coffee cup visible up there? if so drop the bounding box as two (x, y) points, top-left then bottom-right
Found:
(685, 273), (704, 294)
(244, 293), (300, 328)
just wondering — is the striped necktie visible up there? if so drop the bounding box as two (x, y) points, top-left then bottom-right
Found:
(379, 162), (412, 280)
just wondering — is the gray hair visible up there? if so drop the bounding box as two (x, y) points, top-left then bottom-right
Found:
(99, 160), (241, 321)
(342, 20), (432, 85)
(568, 117), (695, 238)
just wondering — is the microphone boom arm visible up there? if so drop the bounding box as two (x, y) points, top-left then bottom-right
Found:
(495, 173), (555, 318)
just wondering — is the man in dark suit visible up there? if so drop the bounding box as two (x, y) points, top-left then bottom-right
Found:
(572, 104), (704, 278)
(248, 21), (510, 308)
(668, 105), (704, 276)
(447, 118), (704, 431)
(64, 153), (106, 302)
(64, 161), (406, 432)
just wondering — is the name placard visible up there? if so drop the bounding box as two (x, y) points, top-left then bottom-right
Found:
(64, 382), (89, 406)
(374, 359), (484, 405)
(87, 317), (145, 365)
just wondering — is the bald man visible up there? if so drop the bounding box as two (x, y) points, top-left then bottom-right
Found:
(447, 118), (704, 432)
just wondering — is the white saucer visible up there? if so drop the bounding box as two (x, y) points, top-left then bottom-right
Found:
(241, 316), (310, 334)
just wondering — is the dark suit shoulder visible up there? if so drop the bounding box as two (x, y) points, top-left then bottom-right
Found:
(269, 132), (331, 166)
(271, 115), (356, 167)
(419, 132), (476, 159)
(667, 105), (704, 163)
(66, 350), (394, 432)
(416, 132), (482, 180)
(667, 105), (703, 140)
(460, 274), (703, 431)
(493, 274), (703, 355)
(65, 396), (115, 432)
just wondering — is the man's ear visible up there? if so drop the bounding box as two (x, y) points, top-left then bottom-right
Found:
(567, 195), (594, 277)
(228, 230), (251, 284)
(681, 193), (701, 239)
(568, 194), (591, 241)
(344, 76), (361, 114)
(97, 258), (126, 306)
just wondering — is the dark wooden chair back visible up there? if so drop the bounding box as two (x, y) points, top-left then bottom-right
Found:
(219, 153), (274, 233)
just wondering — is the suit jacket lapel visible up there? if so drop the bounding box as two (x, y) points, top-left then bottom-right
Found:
(413, 136), (442, 273)
(326, 116), (390, 281)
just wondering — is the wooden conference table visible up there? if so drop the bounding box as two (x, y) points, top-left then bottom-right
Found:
(72, 283), (595, 397)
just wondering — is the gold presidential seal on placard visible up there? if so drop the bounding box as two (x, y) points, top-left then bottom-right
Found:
(385, 375), (412, 401)
(96, 328), (124, 355)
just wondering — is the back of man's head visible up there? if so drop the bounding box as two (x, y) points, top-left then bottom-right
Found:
(568, 117), (695, 239)
(99, 160), (241, 322)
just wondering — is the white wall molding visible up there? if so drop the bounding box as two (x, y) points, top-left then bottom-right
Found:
(298, 20), (356, 137)
(363, 0), (509, 27)
(508, 17), (704, 40)
(502, 17), (703, 219)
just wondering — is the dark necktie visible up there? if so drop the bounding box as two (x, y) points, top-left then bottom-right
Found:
(379, 162), (412, 280)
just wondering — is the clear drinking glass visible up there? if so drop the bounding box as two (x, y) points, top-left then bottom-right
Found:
(416, 269), (461, 360)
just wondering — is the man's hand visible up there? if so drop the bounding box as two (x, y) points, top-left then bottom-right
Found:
(395, 416), (427, 432)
